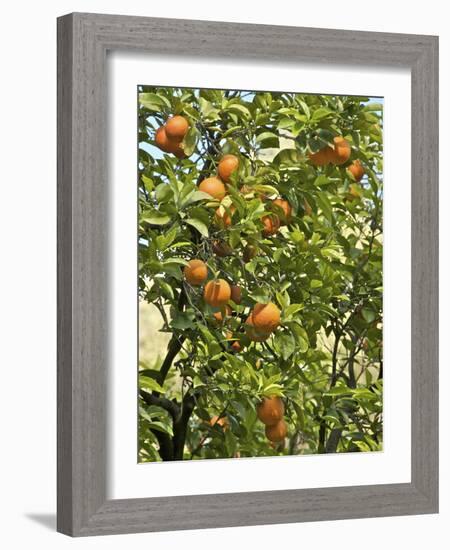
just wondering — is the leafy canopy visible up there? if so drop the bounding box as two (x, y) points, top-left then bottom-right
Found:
(138, 87), (383, 461)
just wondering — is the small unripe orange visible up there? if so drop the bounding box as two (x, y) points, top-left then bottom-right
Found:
(203, 279), (231, 307)
(183, 259), (207, 286)
(165, 115), (189, 142)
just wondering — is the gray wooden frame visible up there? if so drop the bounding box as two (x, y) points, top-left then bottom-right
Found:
(57, 12), (439, 537)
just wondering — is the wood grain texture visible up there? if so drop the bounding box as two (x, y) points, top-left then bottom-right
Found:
(57, 12), (439, 536)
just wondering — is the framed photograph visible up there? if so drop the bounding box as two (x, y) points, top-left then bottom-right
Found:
(57, 13), (438, 536)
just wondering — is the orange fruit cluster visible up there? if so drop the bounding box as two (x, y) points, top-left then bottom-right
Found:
(257, 396), (288, 443)
(155, 115), (189, 158)
(198, 154), (240, 202)
(308, 136), (351, 167)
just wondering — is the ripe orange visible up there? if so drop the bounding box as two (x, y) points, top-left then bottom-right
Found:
(218, 154), (239, 182)
(209, 415), (229, 430)
(203, 279), (231, 307)
(212, 305), (232, 323)
(309, 146), (333, 166)
(226, 332), (242, 352)
(155, 126), (171, 152)
(183, 259), (207, 286)
(230, 285), (242, 305)
(272, 198), (292, 224)
(199, 177), (227, 200)
(244, 315), (271, 342)
(165, 115), (189, 142)
(252, 302), (281, 333)
(262, 214), (280, 237)
(214, 206), (235, 228)
(265, 419), (287, 442)
(155, 126), (186, 158)
(257, 396), (285, 426)
(347, 159), (364, 181)
(243, 244), (258, 263)
(309, 137), (351, 166)
(212, 239), (233, 257)
(231, 340), (242, 352)
(330, 136), (351, 165)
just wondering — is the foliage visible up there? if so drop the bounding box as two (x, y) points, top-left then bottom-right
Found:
(138, 87), (383, 461)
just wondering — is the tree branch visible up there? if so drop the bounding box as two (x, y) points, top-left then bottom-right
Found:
(152, 429), (174, 461)
(139, 389), (179, 421)
(325, 428), (343, 453)
(173, 393), (196, 460)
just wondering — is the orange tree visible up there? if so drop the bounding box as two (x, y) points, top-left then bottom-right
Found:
(138, 87), (383, 461)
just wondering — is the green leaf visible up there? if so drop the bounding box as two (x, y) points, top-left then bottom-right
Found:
(272, 148), (304, 166)
(277, 117), (294, 130)
(249, 289), (270, 303)
(256, 131), (280, 148)
(361, 307), (376, 323)
(155, 183), (173, 203)
(283, 304), (303, 320)
(298, 100), (310, 119)
(274, 332), (296, 360)
(183, 126), (200, 156)
(171, 311), (195, 330)
(316, 193), (333, 222)
(199, 97), (220, 120)
(182, 190), (212, 207)
(141, 211), (172, 225)
(139, 376), (165, 394)
(139, 92), (171, 111)
(226, 103), (251, 118)
(148, 421), (173, 436)
(141, 174), (154, 191)
(363, 102), (383, 112)
(185, 218), (209, 237)
(311, 107), (333, 121)
(290, 323), (309, 352)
